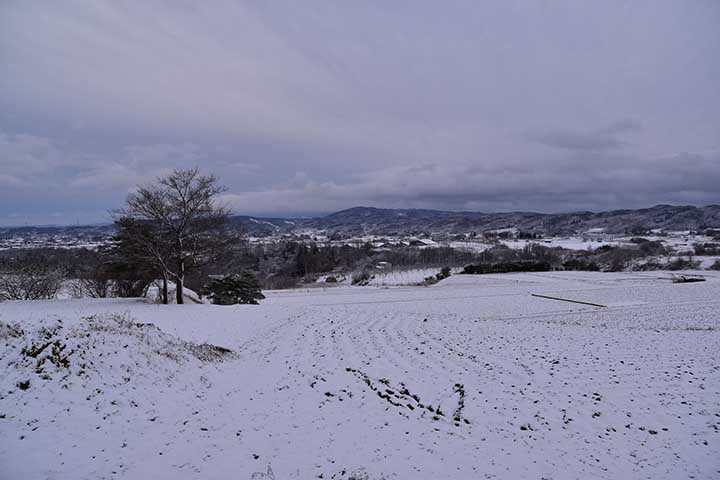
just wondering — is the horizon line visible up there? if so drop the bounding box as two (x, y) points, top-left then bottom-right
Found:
(1, 203), (718, 229)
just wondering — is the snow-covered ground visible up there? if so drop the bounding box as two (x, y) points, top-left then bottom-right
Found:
(366, 267), (455, 287)
(1, 271), (719, 479)
(696, 255), (720, 269)
(449, 233), (716, 254)
(504, 237), (620, 251)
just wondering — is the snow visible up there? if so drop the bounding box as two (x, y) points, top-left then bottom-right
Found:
(1, 271), (719, 479)
(503, 232), (713, 254)
(366, 267), (453, 286)
(697, 255), (720, 269)
(447, 240), (494, 252)
(504, 237), (619, 251)
(249, 218), (280, 229)
(145, 281), (206, 304)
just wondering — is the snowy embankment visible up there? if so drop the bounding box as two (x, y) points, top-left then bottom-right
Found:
(366, 267), (454, 287)
(1, 271), (719, 479)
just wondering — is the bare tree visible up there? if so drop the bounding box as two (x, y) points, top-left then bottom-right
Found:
(72, 276), (112, 299)
(111, 217), (172, 303)
(0, 257), (64, 301)
(114, 168), (230, 304)
(69, 256), (113, 299)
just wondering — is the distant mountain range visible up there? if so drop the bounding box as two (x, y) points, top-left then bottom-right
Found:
(3, 205), (719, 241)
(230, 204), (720, 236)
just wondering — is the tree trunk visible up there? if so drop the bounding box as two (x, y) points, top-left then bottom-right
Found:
(176, 259), (185, 304)
(162, 275), (168, 304)
(176, 277), (184, 304)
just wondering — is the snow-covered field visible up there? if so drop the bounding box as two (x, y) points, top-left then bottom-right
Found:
(1, 271), (719, 479)
(504, 237), (619, 251)
(366, 267), (456, 287)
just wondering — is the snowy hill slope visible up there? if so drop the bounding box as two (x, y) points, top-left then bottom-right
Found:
(1, 272), (719, 479)
(4, 204), (720, 242)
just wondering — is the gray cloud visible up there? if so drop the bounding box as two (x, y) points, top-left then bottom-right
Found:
(1, 1), (719, 225)
(525, 120), (643, 152)
(221, 150), (720, 216)
(596, 119), (643, 136)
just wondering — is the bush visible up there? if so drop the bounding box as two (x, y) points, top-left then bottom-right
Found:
(70, 259), (114, 298)
(594, 245), (615, 254)
(562, 259), (599, 271)
(709, 260), (720, 271)
(204, 272), (265, 305)
(462, 261), (551, 275)
(325, 276), (338, 283)
(423, 266), (452, 286)
(637, 240), (668, 256)
(261, 272), (299, 290)
(666, 258), (701, 271)
(0, 258), (64, 301)
(634, 259), (664, 271)
(694, 243), (720, 256)
(351, 270), (373, 286)
(597, 247), (637, 272)
(438, 267), (451, 279)
(71, 276), (113, 299)
(113, 278), (152, 298)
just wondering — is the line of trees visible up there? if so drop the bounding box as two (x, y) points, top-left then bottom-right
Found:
(3, 168), (713, 302)
(0, 254), (64, 301)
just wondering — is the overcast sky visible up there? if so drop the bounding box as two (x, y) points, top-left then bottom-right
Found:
(1, 1), (719, 225)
